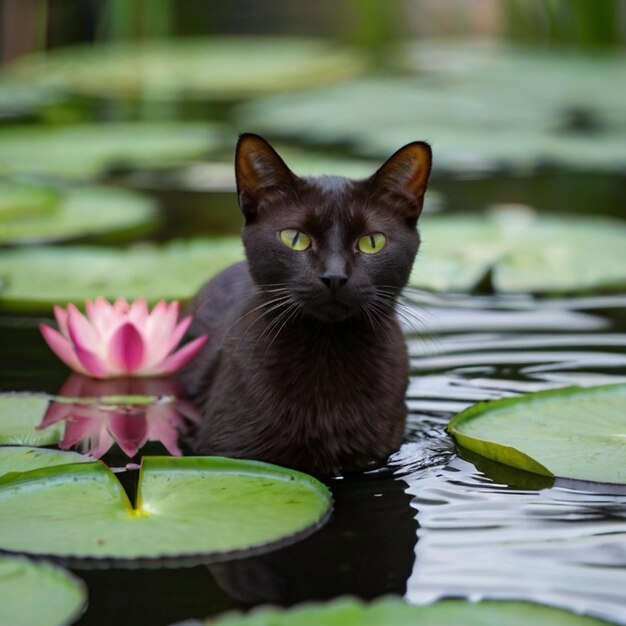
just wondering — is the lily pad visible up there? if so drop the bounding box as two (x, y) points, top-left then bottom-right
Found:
(447, 383), (626, 484)
(0, 182), (158, 245)
(0, 181), (59, 221)
(206, 596), (612, 626)
(237, 43), (626, 174)
(0, 237), (243, 313)
(0, 446), (91, 480)
(0, 456), (332, 561)
(0, 556), (86, 626)
(0, 122), (223, 179)
(3, 37), (365, 102)
(0, 82), (64, 120)
(412, 210), (626, 294)
(0, 393), (61, 447)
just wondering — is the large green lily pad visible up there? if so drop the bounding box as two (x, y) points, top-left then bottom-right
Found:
(236, 43), (626, 174)
(0, 82), (63, 120)
(0, 181), (158, 245)
(0, 122), (223, 179)
(0, 556), (86, 626)
(0, 237), (243, 313)
(448, 383), (626, 484)
(0, 456), (332, 561)
(0, 446), (92, 480)
(412, 210), (626, 294)
(206, 596), (612, 626)
(0, 393), (61, 447)
(3, 37), (365, 102)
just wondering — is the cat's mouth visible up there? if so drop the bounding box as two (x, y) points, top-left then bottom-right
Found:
(306, 300), (356, 323)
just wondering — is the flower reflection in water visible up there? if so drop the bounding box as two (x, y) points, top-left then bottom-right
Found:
(38, 374), (201, 459)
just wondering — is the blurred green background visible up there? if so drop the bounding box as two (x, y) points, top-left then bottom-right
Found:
(0, 0), (625, 306)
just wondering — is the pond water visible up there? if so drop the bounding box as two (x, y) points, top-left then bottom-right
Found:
(1, 173), (625, 626)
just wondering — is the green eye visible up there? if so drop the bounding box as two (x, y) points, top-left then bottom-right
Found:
(279, 229), (311, 251)
(358, 233), (386, 254)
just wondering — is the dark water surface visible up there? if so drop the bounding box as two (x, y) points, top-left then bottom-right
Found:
(1, 291), (625, 625)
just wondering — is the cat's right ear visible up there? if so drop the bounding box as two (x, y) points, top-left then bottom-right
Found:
(235, 133), (296, 219)
(370, 141), (432, 222)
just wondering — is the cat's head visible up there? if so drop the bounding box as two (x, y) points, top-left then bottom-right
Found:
(235, 134), (431, 323)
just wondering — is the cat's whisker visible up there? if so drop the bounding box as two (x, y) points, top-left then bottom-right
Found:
(229, 294), (294, 351)
(263, 301), (303, 356)
(362, 300), (394, 344)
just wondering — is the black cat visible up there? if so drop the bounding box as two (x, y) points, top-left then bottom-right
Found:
(182, 134), (431, 474)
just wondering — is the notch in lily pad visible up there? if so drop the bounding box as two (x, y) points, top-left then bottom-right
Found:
(447, 383), (626, 485)
(0, 456), (332, 565)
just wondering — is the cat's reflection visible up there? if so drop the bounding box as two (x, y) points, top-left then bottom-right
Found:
(208, 472), (418, 605)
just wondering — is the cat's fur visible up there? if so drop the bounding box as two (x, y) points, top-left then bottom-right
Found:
(182, 134), (431, 474)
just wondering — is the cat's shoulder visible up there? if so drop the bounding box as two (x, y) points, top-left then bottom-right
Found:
(186, 261), (253, 330)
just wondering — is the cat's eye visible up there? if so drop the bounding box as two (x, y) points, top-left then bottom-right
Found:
(358, 233), (387, 254)
(279, 229), (311, 251)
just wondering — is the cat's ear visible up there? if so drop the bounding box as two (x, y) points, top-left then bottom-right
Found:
(235, 133), (296, 219)
(370, 141), (432, 221)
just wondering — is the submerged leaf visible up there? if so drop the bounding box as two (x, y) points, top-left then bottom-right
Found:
(448, 383), (626, 484)
(0, 556), (86, 626)
(0, 456), (332, 562)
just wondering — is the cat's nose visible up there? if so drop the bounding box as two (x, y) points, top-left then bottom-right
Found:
(320, 272), (348, 291)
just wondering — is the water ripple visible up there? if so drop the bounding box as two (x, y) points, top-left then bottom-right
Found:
(404, 458), (626, 624)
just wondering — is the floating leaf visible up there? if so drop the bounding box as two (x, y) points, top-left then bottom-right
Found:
(0, 456), (332, 561)
(0, 238), (243, 313)
(0, 556), (86, 626)
(0, 393), (61, 446)
(0, 446), (91, 480)
(206, 596), (612, 626)
(0, 122), (223, 179)
(448, 383), (626, 484)
(0, 181), (59, 221)
(0, 182), (158, 245)
(0, 82), (63, 120)
(4, 38), (365, 102)
(237, 43), (626, 174)
(412, 210), (626, 294)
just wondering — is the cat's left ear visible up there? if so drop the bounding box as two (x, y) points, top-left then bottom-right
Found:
(370, 141), (432, 220)
(235, 133), (296, 220)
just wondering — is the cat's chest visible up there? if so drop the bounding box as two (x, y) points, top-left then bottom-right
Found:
(251, 321), (407, 416)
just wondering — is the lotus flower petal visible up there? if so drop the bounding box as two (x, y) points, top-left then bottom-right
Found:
(74, 345), (115, 378)
(146, 334), (209, 375)
(86, 297), (116, 340)
(128, 297), (149, 329)
(40, 297), (208, 378)
(53, 305), (70, 337)
(109, 323), (146, 374)
(39, 324), (87, 374)
(67, 304), (103, 353)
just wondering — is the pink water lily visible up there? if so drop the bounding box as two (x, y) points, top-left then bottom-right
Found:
(39, 297), (208, 378)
